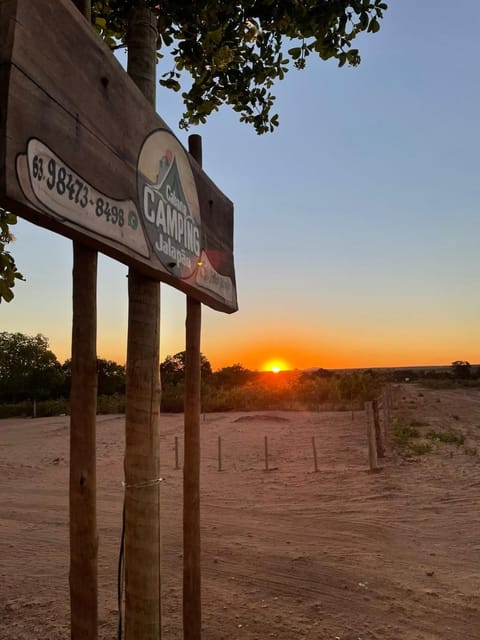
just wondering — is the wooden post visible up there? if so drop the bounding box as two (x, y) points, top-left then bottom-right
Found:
(365, 402), (378, 471)
(124, 272), (161, 640)
(72, 0), (91, 21)
(183, 134), (203, 640)
(372, 399), (385, 458)
(124, 5), (161, 640)
(383, 385), (391, 438)
(175, 436), (179, 470)
(218, 436), (222, 472)
(264, 436), (269, 471)
(70, 243), (98, 640)
(69, 3), (98, 640)
(311, 436), (319, 473)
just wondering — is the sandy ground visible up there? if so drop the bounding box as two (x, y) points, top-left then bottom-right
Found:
(1, 383), (480, 639)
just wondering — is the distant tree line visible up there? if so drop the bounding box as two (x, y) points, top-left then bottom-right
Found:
(0, 332), (478, 418)
(0, 332), (126, 403)
(387, 361), (479, 383)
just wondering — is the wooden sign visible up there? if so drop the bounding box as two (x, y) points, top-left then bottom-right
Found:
(0, 0), (237, 313)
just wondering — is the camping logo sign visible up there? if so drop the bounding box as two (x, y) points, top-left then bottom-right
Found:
(137, 130), (202, 280)
(1, 0), (237, 312)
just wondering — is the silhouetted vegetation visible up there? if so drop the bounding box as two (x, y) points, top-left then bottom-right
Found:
(0, 332), (64, 403)
(0, 332), (127, 417)
(1, 332), (478, 418)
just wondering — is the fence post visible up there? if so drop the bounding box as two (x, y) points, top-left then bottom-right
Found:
(372, 399), (385, 458)
(383, 385), (391, 443)
(365, 402), (378, 471)
(311, 436), (319, 473)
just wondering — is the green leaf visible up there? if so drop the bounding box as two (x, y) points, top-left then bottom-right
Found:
(287, 47), (302, 59)
(159, 78), (181, 92)
(0, 280), (14, 303)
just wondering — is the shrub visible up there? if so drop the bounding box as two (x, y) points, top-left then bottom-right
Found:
(97, 394), (124, 414)
(0, 400), (32, 419)
(410, 419), (429, 427)
(36, 398), (68, 417)
(426, 430), (465, 445)
(392, 423), (420, 446)
(392, 421), (431, 455)
(408, 442), (432, 455)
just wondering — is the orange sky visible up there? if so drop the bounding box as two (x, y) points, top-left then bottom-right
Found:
(3, 1), (480, 378)
(35, 286), (478, 373)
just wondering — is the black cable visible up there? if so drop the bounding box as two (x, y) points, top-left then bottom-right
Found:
(117, 500), (125, 640)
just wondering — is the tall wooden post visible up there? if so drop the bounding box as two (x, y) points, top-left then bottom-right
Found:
(124, 5), (161, 639)
(70, 243), (98, 640)
(69, 3), (98, 640)
(183, 134), (203, 640)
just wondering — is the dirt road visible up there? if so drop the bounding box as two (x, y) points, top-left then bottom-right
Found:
(1, 384), (479, 639)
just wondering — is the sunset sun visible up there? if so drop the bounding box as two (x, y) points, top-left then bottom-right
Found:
(262, 359), (290, 374)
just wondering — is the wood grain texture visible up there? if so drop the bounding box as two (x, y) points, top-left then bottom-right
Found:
(68, 4), (98, 640)
(0, 0), (237, 312)
(69, 243), (98, 640)
(183, 133), (203, 640)
(184, 296), (202, 640)
(124, 270), (161, 640)
(124, 5), (161, 639)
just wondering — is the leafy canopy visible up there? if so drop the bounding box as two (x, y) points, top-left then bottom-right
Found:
(161, 350), (212, 386)
(0, 332), (64, 402)
(93, 0), (387, 134)
(0, 210), (24, 303)
(1, 1), (386, 302)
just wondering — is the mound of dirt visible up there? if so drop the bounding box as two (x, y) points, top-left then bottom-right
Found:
(232, 414), (290, 423)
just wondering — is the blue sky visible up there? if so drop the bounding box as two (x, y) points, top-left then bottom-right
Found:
(2, 0), (480, 370)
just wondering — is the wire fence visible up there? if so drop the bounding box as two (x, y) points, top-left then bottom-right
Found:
(162, 402), (395, 475)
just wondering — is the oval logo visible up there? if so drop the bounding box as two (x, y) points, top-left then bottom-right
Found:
(137, 130), (201, 279)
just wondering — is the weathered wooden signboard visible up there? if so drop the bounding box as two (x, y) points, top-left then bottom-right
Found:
(0, 0), (237, 312)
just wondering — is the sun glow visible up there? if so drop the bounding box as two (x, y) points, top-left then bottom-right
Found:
(262, 358), (290, 373)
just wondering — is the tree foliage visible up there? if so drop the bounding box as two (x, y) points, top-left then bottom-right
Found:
(0, 332), (64, 402)
(0, 331), (129, 404)
(336, 370), (380, 403)
(1, 1), (387, 301)
(62, 357), (126, 395)
(93, 0), (387, 134)
(97, 358), (126, 394)
(212, 363), (255, 389)
(160, 350), (212, 386)
(451, 360), (471, 380)
(0, 210), (24, 303)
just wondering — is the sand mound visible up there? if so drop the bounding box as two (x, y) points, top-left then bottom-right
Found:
(232, 414), (290, 423)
